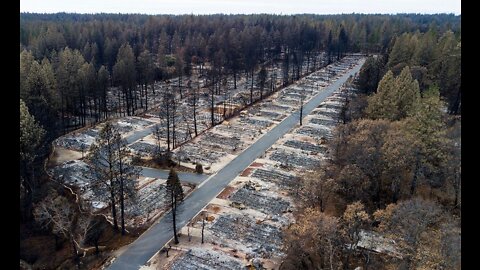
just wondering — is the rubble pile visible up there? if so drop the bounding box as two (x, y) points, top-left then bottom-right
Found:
(229, 186), (290, 215)
(312, 109), (340, 119)
(197, 132), (243, 153)
(238, 117), (274, 129)
(129, 141), (159, 156)
(269, 150), (322, 169)
(295, 125), (333, 140)
(209, 213), (283, 258)
(54, 129), (98, 151)
(251, 168), (296, 187)
(171, 248), (245, 270)
(173, 144), (226, 165)
(124, 180), (166, 217)
(283, 139), (327, 154)
(309, 117), (338, 127)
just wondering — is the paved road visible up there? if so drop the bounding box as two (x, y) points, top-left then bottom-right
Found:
(139, 167), (208, 185)
(126, 125), (158, 144)
(107, 59), (365, 270)
(128, 128), (211, 186)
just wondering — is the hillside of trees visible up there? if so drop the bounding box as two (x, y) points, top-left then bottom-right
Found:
(282, 33), (461, 269)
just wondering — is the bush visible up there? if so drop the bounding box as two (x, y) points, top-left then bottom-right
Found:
(195, 163), (203, 174)
(154, 151), (172, 167)
(165, 55), (176, 67)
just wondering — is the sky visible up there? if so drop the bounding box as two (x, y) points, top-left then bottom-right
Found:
(20, 0), (461, 15)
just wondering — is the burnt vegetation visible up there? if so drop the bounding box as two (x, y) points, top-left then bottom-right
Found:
(19, 12), (460, 269)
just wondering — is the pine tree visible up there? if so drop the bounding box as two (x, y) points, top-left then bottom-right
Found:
(97, 65), (110, 119)
(113, 43), (136, 116)
(20, 99), (45, 220)
(357, 56), (385, 94)
(87, 122), (138, 233)
(365, 70), (396, 119)
(257, 66), (267, 100)
(137, 50), (154, 111)
(165, 168), (184, 244)
(366, 66), (420, 121)
(403, 86), (448, 195)
(113, 131), (140, 235)
(56, 48), (86, 131)
(387, 33), (415, 68)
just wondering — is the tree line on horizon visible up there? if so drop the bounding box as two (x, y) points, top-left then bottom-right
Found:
(20, 13), (460, 140)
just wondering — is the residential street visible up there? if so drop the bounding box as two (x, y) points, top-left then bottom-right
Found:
(107, 59), (365, 270)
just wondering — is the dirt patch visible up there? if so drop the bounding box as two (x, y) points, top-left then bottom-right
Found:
(210, 205), (221, 214)
(191, 210), (208, 224)
(134, 158), (199, 174)
(216, 186), (236, 199)
(240, 167), (254, 177)
(250, 162), (264, 168)
(82, 225), (149, 269)
(49, 147), (83, 167)
(20, 233), (71, 269)
(206, 204), (224, 215)
(228, 186), (290, 215)
(143, 247), (185, 270)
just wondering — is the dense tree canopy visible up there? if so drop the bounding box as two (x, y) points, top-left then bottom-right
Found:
(20, 99), (46, 220)
(366, 66), (420, 121)
(283, 20), (460, 267)
(19, 13), (460, 143)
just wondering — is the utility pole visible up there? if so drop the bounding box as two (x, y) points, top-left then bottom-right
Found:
(299, 87), (305, 126)
(201, 212), (206, 244)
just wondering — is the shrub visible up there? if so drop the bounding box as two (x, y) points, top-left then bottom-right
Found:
(195, 163), (203, 174)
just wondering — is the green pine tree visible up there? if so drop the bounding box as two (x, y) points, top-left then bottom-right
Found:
(166, 168), (184, 244)
(366, 66), (420, 121)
